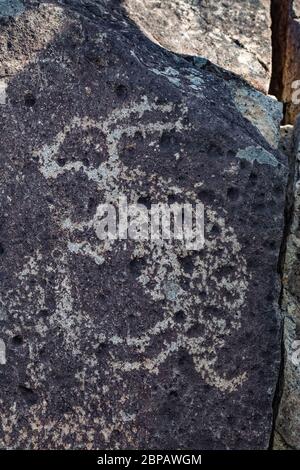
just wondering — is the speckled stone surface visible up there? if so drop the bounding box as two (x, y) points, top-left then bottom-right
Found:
(274, 118), (300, 450)
(0, 0), (287, 449)
(283, 0), (300, 123)
(0, 0), (25, 17)
(123, 0), (272, 93)
(269, 0), (300, 124)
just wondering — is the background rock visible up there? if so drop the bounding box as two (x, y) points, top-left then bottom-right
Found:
(270, 0), (300, 124)
(284, 0), (300, 123)
(123, 0), (272, 93)
(274, 117), (300, 449)
(0, 0), (287, 449)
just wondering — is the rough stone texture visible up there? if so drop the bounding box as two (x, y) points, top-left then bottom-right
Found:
(123, 0), (272, 93)
(0, 0), (25, 17)
(278, 125), (294, 158)
(270, 0), (300, 124)
(274, 118), (300, 450)
(0, 0), (287, 449)
(284, 0), (300, 123)
(163, 55), (283, 150)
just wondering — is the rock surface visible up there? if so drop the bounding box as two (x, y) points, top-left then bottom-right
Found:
(274, 118), (300, 449)
(284, 0), (300, 123)
(0, 0), (25, 18)
(124, 0), (272, 93)
(270, 0), (300, 124)
(0, 0), (287, 449)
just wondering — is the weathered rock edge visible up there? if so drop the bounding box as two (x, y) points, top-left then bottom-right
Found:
(274, 120), (300, 449)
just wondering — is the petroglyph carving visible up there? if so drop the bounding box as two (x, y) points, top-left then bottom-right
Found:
(30, 97), (250, 392)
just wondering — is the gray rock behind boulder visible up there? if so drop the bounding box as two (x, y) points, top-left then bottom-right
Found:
(124, 0), (272, 93)
(274, 117), (300, 449)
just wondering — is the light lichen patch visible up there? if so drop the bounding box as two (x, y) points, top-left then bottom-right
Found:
(236, 145), (279, 167)
(0, 0), (24, 18)
(231, 85), (283, 148)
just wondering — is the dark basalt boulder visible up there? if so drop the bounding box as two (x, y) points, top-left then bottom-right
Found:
(0, 0), (287, 449)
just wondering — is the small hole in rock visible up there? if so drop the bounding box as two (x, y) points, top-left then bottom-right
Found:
(239, 159), (249, 169)
(168, 194), (179, 205)
(12, 334), (23, 346)
(197, 189), (215, 204)
(96, 342), (109, 356)
(134, 131), (143, 142)
(227, 187), (239, 201)
(57, 157), (66, 167)
(174, 310), (185, 323)
(210, 224), (221, 236)
(24, 93), (36, 107)
(179, 255), (194, 274)
(137, 196), (151, 210)
(160, 130), (175, 147)
(82, 157), (90, 167)
(39, 308), (50, 317)
(129, 257), (145, 277)
(115, 84), (127, 98)
(88, 196), (98, 212)
(19, 385), (38, 406)
(45, 195), (54, 204)
(249, 172), (258, 183)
